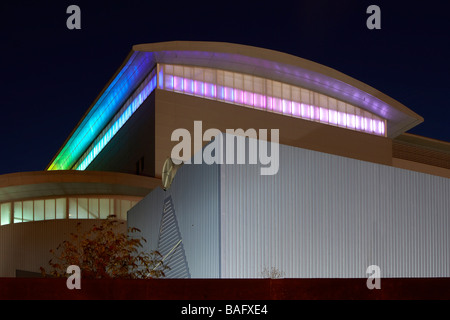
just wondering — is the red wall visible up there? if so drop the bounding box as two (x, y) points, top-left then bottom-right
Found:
(1, 278), (449, 300)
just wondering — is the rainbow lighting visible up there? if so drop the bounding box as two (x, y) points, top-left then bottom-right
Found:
(74, 70), (157, 171)
(47, 52), (154, 171)
(158, 64), (386, 136)
(47, 48), (390, 174)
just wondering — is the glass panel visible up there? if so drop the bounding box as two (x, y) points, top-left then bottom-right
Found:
(265, 79), (273, 100)
(282, 99), (292, 115)
(99, 199), (110, 219)
(244, 75), (253, 92)
(328, 97), (337, 111)
(272, 81), (281, 98)
(282, 83), (291, 101)
(69, 198), (77, 219)
(120, 200), (132, 220)
(158, 63), (387, 137)
(89, 198), (99, 219)
(174, 65), (183, 77)
(164, 74), (174, 90)
(300, 88), (310, 105)
(193, 67), (203, 81)
(164, 64), (173, 75)
(319, 94), (328, 109)
(253, 76), (264, 94)
(45, 199), (56, 220)
(243, 91), (253, 106)
(204, 68), (214, 83)
(216, 70), (224, 86)
(234, 73), (243, 90)
(56, 198), (66, 219)
(183, 66), (193, 79)
(224, 71), (234, 87)
(272, 97), (282, 113)
(1, 203), (12, 225)
(184, 78), (194, 94)
(14, 202), (23, 223)
(110, 199), (115, 218)
(23, 201), (33, 222)
(78, 198), (88, 219)
(291, 86), (301, 102)
(34, 200), (44, 221)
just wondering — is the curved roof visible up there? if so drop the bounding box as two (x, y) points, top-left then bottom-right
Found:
(47, 41), (424, 170)
(0, 171), (161, 202)
(134, 41), (422, 135)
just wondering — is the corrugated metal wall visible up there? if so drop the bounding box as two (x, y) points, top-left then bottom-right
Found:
(128, 162), (220, 278)
(220, 143), (450, 278)
(156, 196), (190, 278)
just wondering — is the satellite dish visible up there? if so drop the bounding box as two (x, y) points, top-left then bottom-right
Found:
(161, 157), (182, 191)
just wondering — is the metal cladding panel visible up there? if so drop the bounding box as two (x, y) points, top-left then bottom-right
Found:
(127, 188), (165, 255)
(165, 162), (220, 278)
(220, 144), (450, 278)
(156, 196), (191, 278)
(128, 162), (220, 278)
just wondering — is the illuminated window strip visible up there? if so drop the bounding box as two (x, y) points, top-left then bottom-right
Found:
(49, 55), (152, 171)
(74, 69), (157, 171)
(0, 196), (140, 226)
(159, 64), (386, 136)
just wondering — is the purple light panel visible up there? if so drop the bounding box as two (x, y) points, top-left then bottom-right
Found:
(160, 65), (386, 136)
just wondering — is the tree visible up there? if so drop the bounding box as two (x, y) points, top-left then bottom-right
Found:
(40, 216), (169, 279)
(260, 267), (285, 279)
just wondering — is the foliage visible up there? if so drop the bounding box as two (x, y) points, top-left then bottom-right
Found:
(260, 267), (285, 279)
(40, 217), (169, 279)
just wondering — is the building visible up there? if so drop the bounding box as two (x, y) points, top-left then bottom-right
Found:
(1, 41), (449, 278)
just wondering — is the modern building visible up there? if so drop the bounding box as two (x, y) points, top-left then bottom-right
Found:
(0, 41), (449, 278)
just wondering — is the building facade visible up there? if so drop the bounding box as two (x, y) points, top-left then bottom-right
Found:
(1, 41), (449, 277)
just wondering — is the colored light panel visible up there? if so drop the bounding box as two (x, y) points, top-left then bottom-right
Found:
(48, 52), (153, 171)
(74, 70), (157, 171)
(159, 63), (386, 137)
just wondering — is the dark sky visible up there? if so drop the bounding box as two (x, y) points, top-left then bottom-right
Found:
(0, 0), (449, 175)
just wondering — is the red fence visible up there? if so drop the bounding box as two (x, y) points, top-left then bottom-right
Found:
(0, 278), (449, 300)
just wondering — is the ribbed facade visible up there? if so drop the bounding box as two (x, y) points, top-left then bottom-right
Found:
(156, 196), (190, 278)
(220, 143), (450, 278)
(129, 138), (450, 279)
(128, 161), (220, 278)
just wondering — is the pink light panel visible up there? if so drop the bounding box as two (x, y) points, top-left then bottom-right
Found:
(162, 70), (386, 136)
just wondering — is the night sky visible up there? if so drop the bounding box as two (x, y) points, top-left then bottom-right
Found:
(1, 0), (449, 175)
